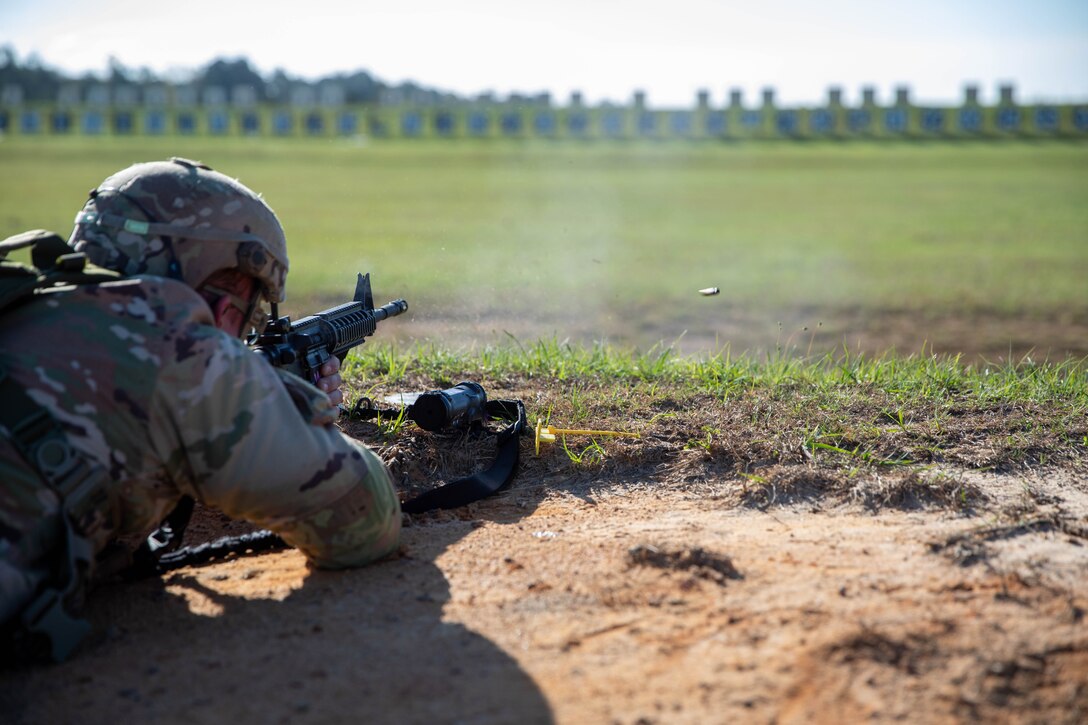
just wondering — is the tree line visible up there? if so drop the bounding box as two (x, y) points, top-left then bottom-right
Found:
(0, 46), (457, 105)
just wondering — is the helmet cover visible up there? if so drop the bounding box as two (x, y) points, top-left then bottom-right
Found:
(70, 158), (289, 303)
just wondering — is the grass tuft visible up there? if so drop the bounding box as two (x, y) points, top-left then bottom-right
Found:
(343, 342), (1086, 511)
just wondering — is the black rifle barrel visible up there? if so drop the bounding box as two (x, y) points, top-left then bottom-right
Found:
(250, 297), (407, 375)
(297, 298), (408, 358)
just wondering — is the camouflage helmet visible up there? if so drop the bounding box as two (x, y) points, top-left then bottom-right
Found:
(70, 158), (289, 303)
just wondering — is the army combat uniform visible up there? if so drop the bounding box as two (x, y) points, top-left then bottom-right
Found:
(0, 272), (402, 629)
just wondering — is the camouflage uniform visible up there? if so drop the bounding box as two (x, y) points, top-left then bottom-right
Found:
(1, 160), (401, 634)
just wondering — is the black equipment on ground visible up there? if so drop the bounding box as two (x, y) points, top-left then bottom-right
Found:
(348, 383), (526, 513)
(406, 381), (488, 432)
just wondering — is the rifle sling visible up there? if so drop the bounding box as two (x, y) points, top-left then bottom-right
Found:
(401, 399), (526, 514)
(124, 494), (195, 579)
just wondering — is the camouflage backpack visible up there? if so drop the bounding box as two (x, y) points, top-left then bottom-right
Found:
(0, 229), (122, 308)
(0, 229), (121, 663)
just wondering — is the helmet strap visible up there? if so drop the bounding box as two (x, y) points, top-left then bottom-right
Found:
(161, 237), (183, 281)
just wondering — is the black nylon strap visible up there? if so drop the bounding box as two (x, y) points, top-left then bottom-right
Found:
(350, 397), (527, 513)
(125, 496), (196, 579)
(401, 399), (526, 513)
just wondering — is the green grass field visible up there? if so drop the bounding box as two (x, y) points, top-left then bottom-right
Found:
(2, 136), (1086, 355)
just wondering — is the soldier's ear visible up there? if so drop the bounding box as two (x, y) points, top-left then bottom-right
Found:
(210, 293), (237, 333)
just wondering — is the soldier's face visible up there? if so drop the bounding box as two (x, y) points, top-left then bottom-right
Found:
(203, 273), (260, 338)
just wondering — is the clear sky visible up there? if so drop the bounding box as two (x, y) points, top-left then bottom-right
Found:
(2, 0), (1086, 107)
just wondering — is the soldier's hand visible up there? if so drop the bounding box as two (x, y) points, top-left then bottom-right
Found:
(315, 357), (344, 407)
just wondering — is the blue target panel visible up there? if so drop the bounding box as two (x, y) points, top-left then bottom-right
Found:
(113, 112), (134, 134)
(996, 107), (1020, 131)
(338, 112), (357, 135)
(670, 112), (692, 136)
(884, 108), (908, 133)
(1034, 107), (1059, 133)
(638, 112), (657, 137)
(434, 111), (455, 136)
(809, 109), (834, 134)
(705, 111), (726, 136)
(534, 111), (556, 136)
(50, 112), (71, 133)
(921, 109), (944, 133)
(145, 111), (166, 134)
(176, 113), (196, 134)
(1074, 107), (1088, 132)
(775, 111), (798, 136)
(19, 110), (41, 134)
(306, 113), (325, 135)
(958, 108), (982, 133)
(848, 109), (871, 132)
(567, 113), (588, 136)
(208, 111), (230, 135)
(400, 111), (421, 136)
(273, 112), (292, 135)
(468, 112), (490, 136)
(741, 110), (762, 130)
(82, 111), (105, 134)
(241, 113), (260, 134)
(602, 112), (624, 137)
(0, 110), (8, 132)
(501, 112), (522, 135)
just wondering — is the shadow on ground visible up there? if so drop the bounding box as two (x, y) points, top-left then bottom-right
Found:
(0, 512), (553, 725)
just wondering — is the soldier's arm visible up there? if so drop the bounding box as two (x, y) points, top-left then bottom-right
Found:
(148, 323), (400, 569)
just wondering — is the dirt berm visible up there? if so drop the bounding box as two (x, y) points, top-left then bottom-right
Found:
(2, 460), (1086, 724)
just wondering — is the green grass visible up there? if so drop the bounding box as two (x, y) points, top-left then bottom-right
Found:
(344, 342), (1088, 478)
(349, 339), (1088, 404)
(2, 136), (1086, 325)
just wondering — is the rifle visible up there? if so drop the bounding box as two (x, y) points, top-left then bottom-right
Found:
(248, 272), (407, 382)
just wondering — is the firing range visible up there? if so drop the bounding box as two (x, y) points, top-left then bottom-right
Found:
(2, 80), (1086, 140)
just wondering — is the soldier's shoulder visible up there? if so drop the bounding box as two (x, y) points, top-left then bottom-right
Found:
(0, 274), (220, 379)
(53, 274), (214, 327)
(102, 273), (207, 308)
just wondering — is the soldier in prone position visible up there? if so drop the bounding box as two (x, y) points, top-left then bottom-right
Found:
(0, 158), (401, 661)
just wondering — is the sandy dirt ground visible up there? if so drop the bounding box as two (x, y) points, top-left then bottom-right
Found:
(2, 464), (1085, 724)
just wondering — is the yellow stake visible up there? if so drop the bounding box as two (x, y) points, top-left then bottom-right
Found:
(534, 420), (640, 455)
